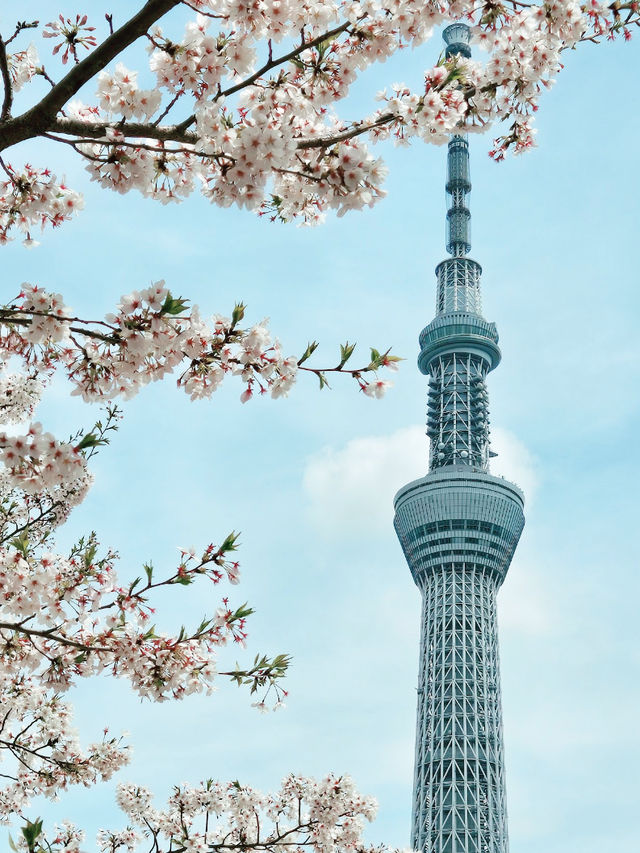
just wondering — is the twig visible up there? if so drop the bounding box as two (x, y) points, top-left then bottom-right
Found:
(0, 37), (13, 121)
(5, 20), (39, 48)
(152, 89), (185, 126)
(297, 113), (396, 149)
(0, 0), (183, 151)
(175, 19), (353, 135)
(0, 621), (111, 653)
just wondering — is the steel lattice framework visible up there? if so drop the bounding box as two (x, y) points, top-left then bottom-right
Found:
(393, 24), (525, 853)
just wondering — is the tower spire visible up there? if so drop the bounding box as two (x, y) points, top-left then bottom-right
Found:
(418, 24), (500, 471)
(394, 23), (525, 853)
(443, 24), (472, 259)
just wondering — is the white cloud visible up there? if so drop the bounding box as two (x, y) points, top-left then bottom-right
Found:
(303, 426), (426, 539)
(498, 558), (552, 636)
(490, 426), (539, 505)
(303, 425), (539, 539)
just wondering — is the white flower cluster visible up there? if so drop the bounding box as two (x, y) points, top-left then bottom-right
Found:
(6, 281), (303, 403)
(1, 1), (635, 240)
(0, 669), (131, 821)
(361, 378), (393, 399)
(97, 63), (162, 120)
(18, 282), (71, 342)
(0, 372), (44, 424)
(0, 521), (250, 821)
(87, 773), (379, 853)
(7, 44), (40, 93)
(148, 17), (256, 94)
(0, 421), (91, 497)
(0, 165), (83, 247)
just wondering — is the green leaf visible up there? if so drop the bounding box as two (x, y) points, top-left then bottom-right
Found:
(75, 432), (106, 452)
(271, 653), (292, 670)
(10, 533), (29, 557)
(338, 341), (356, 369)
(297, 340), (319, 366)
(231, 303), (246, 326)
(161, 292), (189, 316)
(220, 531), (240, 553)
(84, 541), (98, 569)
(318, 372), (330, 390)
(143, 562), (153, 584)
(367, 347), (385, 370)
(21, 818), (44, 851)
(196, 617), (212, 634)
(228, 603), (254, 623)
(315, 35), (339, 60)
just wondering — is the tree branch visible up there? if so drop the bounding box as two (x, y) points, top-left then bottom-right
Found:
(296, 113), (396, 149)
(173, 19), (353, 134)
(219, 21), (352, 102)
(47, 115), (199, 145)
(0, 37), (13, 121)
(39, 110), (397, 156)
(0, 0), (181, 151)
(0, 621), (110, 653)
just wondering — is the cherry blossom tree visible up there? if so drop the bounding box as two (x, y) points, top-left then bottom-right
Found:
(0, 279), (398, 852)
(0, 0), (637, 245)
(0, 1), (638, 849)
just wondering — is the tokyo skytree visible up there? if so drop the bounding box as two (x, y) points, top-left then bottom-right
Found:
(393, 23), (525, 853)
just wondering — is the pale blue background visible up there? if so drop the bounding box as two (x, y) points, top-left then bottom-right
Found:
(1, 5), (639, 851)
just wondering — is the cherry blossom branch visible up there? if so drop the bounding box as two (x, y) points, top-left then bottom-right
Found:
(45, 116), (189, 146)
(0, 620), (110, 653)
(0, 490), (289, 700)
(0, 39), (12, 121)
(0, 2), (637, 239)
(4, 21), (40, 49)
(44, 113), (400, 155)
(17, 774), (382, 853)
(296, 114), (397, 150)
(0, 285), (399, 403)
(215, 20), (354, 104)
(0, 0), (182, 151)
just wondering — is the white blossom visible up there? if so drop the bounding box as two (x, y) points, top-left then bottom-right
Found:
(1, 1), (633, 241)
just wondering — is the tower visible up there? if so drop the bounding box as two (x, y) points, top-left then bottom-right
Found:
(393, 24), (525, 853)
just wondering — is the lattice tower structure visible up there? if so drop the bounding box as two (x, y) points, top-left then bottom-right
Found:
(393, 24), (525, 853)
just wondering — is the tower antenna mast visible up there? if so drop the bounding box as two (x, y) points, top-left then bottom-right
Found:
(394, 23), (525, 853)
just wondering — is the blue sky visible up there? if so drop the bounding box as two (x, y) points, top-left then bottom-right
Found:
(1, 6), (639, 852)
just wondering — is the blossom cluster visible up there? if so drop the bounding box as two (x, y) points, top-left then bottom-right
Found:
(0, 270), (396, 832)
(20, 773), (380, 853)
(0, 372), (44, 424)
(0, 536), (249, 697)
(7, 44), (40, 93)
(0, 163), (84, 247)
(0, 358), (289, 822)
(0, 516), (270, 821)
(0, 673), (131, 822)
(1, 281), (396, 403)
(97, 64), (163, 121)
(0, 0), (636, 242)
(0, 420), (91, 497)
(42, 14), (97, 65)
